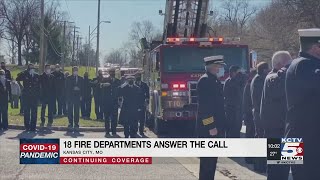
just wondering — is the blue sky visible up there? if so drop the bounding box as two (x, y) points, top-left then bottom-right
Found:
(0, 0), (270, 60)
(59, 0), (270, 58)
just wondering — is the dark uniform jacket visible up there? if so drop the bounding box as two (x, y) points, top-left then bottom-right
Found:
(92, 76), (104, 97)
(40, 72), (55, 102)
(82, 77), (92, 99)
(109, 77), (121, 103)
(119, 83), (141, 123)
(285, 52), (320, 179)
(260, 68), (288, 130)
(135, 81), (150, 108)
(65, 75), (83, 102)
(223, 74), (246, 109)
(0, 79), (11, 104)
(52, 71), (65, 96)
(16, 70), (40, 99)
(242, 81), (253, 121)
(196, 72), (225, 137)
(250, 73), (266, 131)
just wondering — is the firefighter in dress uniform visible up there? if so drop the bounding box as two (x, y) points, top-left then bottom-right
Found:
(52, 64), (65, 117)
(40, 64), (55, 129)
(65, 66), (83, 132)
(92, 70), (104, 120)
(105, 68), (121, 136)
(0, 69), (11, 131)
(16, 63), (40, 132)
(197, 55), (226, 180)
(285, 28), (320, 180)
(260, 51), (292, 180)
(119, 75), (141, 138)
(134, 72), (150, 136)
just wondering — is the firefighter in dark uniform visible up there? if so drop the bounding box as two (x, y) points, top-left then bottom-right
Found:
(223, 65), (246, 138)
(81, 72), (92, 119)
(0, 69), (11, 131)
(250, 61), (269, 173)
(65, 66), (83, 132)
(119, 76), (140, 138)
(260, 51), (292, 180)
(40, 64), (55, 129)
(62, 71), (70, 115)
(52, 64), (65, 116)
(242, 69), (256, 164)
(134, 72), (149, 136)
(285, 28), (320, 180)
(92, 70), (104, 120)
(16, 63), (40, 132)
(105, 68), (121, 136)
(1, 61), (12, 80)
(197, 55), (226, 180)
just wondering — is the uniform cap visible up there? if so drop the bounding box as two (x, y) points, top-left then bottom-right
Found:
(298, 28), (320, 37)
(126, 75), (135, 80)
(298, 28), (320, 44)
(204, 55), (226, 66)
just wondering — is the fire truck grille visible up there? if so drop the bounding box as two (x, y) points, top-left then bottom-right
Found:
(188, 82), (198, 105)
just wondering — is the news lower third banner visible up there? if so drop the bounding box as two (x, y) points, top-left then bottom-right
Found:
(19, 138), (303, 165)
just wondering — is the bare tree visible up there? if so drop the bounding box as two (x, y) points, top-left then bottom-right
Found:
(246, 0), (300, 62)
(218, 0), (258, 36)
(0, 0), (39, 65)
(284, 0), (320, 27)
(104, 49), (126, 67)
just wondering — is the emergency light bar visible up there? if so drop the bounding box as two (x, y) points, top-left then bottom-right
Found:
(166, 37), (241, 45)
(166, 37), (223, 44)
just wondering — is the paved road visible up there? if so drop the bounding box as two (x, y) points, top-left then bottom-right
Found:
(0, 128), (267, 180)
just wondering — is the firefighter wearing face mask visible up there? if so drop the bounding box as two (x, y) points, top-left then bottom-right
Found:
(52, 64), (65, 117)
(65, 66), (83, 132)
(16, 63), (40, 132)
(39, 64), (55, 129)
(197, 55), (226, 180)
(119, 76), (141, 138)
(104, 68), (121, 136)
(223, 65), (246, 138)
(92, 70), (105, 120)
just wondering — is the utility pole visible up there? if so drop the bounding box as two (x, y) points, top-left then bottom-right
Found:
(87, 25), (91, 72)
(61, 21), (66, 71)
(39, 0), (45, 73)
(76, 35), (79, 66)
(72, 26), (76, 65)
(95, 0), (101, 76)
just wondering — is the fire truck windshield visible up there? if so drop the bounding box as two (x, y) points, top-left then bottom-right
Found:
(162, 46), (248, 73)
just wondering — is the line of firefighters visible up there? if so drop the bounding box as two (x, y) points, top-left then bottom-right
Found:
(0, 64), (149, 138)
(197, 28), (320, 180)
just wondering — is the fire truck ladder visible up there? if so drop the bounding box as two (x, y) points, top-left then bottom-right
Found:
(163, 0), (210, 39)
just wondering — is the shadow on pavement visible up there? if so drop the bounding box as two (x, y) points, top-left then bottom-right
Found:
(8, 130), (37, 139)
(64, 131), (85, 138)
(37, 129), (55, 137)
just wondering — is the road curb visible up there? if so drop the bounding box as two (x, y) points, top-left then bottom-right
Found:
(8, 125), (124, 132)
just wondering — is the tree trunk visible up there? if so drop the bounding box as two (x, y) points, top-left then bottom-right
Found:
(17, 40), (22, 66)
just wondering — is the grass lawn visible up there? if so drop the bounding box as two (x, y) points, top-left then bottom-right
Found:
(8, 100), (105, 127)
(7, 65), (103, 127)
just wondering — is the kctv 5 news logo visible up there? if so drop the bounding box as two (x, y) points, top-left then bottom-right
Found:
(267, 138), (304, 165)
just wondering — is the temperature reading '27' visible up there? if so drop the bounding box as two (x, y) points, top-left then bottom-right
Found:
(270, 151), (278, 156)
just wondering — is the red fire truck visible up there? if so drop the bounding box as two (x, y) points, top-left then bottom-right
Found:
(142, 0), (252, 134)
(144, 37), (250, 134)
